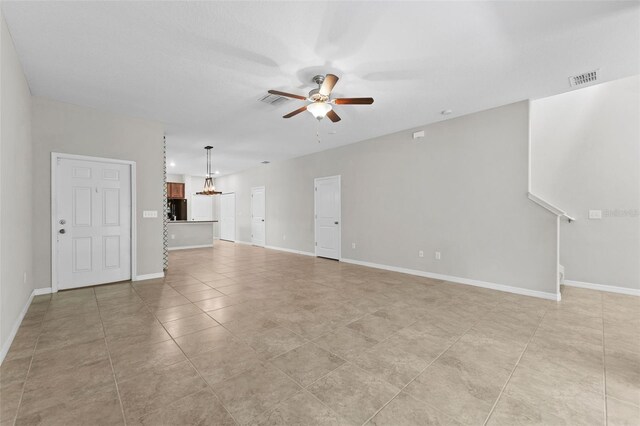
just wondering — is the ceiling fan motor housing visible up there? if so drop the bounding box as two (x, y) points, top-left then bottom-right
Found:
(308, 88), (328, 102)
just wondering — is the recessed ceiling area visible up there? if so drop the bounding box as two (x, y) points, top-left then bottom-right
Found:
(2, 1), (638, 176)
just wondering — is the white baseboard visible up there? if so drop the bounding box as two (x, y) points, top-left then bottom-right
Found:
(133, 272), (165, 281)
(0, 289), (35, 364)
(234, 240), (253, 246)
(341, 258), (560, 301)
(564, 280), (640, 297)
(168, 244), (213, 251)
(265, 245), (315, 257)
(34, 287), (52, 295)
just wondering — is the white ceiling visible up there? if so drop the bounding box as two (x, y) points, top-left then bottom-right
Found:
(3, 1), (639, 176)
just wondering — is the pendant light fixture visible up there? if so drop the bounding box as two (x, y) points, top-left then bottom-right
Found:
(197, 146), (222, 195)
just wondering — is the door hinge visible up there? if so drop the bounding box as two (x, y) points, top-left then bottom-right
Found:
(315, 242), (317, 246)
(315, 187), (317, 191)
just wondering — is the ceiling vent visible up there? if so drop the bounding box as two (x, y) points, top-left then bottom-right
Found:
(261, 161), (270, 164)
(258, 93), (291, 106)
(568, 69), (599, 87)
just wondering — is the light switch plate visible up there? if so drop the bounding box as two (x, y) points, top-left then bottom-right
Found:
(143, 210), (158, 218)
(589, 210), (602, 220)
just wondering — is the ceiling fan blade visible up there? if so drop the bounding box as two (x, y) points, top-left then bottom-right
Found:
(334, 97), (374, 105)
(268, 90), (307, 100)
(283, 105), (308, 118)
(326, 109), (341, 123)
(319, 74), (339, 96)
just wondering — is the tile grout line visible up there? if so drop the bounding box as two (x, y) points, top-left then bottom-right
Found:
(254, 354), (349, 424)
(10, 295), (52, 426)
(95, 287), (128, 426)
(481, 308), (548, 426)
(358, 300), (505, 426)
(129, 282), (242, 426)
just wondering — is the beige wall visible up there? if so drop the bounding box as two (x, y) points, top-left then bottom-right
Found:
(31, 97), (165, 288)
(531, 75), (640, 291)
(1, 12), (35, 358)
(216, 101), (559, 297)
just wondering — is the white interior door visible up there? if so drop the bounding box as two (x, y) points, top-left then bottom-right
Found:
(220, 193), (236, 242)
(251, 187), (265, 247)
(55, 157), (132, 290)
(315, 176), (341, 260)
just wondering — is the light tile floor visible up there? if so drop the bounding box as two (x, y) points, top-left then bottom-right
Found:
(1, 241), (638, 425)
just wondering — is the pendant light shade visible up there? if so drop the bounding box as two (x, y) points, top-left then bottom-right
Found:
(197, 146), (222, 195)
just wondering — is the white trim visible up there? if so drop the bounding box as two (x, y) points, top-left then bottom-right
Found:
(314, 175), (342, 260)
(250, 186), (266, 247)
(0, 290), (35, 364)
(527, 192), (575, 222)
(51, 153), (137, 292)
(555, 216), (561, 297)
(235, 240), (253, 246)
(564, 280), (640, 297)
(133, 272), (165, 281)
(168, 244), (213, 251)
(341, 258), (560, 301)
(220, 192), (236, 242)
(265, 245), (315, 257)
(34, 287), (53, 295)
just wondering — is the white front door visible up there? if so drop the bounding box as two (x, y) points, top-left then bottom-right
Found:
(315, 176), (341, 260)
(251, 187), (265, 246)
(55, 157), (132, 290)
(220, 193), (236, 242)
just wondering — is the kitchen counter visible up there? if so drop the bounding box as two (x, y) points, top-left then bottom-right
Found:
(168, 220), (218, 224)
(167, 221), (216, 250)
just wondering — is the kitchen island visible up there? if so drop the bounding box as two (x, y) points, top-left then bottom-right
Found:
(167, 220), (218, 250)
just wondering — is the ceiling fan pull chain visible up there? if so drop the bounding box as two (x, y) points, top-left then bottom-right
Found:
(317, 120), (321, 144)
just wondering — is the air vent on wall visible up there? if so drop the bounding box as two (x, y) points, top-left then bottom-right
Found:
(568, 69), (599, 87)
(258, 93), (291, 106)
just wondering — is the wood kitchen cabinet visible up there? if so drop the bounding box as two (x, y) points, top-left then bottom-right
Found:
(167, 182), (185, 199)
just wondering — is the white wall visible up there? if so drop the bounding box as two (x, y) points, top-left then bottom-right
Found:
(531, 76), (640, 291)
(31, 97), (165, 287)
(216, 101), (559, 298)
(0, 12), (35, 360)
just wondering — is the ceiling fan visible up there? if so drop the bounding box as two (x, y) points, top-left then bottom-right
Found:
(268, 74), (374, 122)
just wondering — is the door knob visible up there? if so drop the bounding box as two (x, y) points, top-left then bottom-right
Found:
(334, 221), (339, 225)
(261, 219), (265, 222)
(59, 229), (66, 234)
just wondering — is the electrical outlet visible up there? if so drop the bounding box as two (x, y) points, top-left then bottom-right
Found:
(23, 272), (27, 284)
(283, 235), (286, 240)
(170, 234), (175, 240)
(418, 250), (424, 258)
(143, 210), (158, 218)
(435, 251), (441, 260)
(352, 243), (356, 249)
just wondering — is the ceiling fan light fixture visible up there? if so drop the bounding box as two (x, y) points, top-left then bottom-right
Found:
(307, 102), (332, 120)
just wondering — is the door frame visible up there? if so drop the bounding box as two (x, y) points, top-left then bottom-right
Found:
(314, 175), (341, 260)
(220, 192), (236, 242)
(250, 186), (266, 247)
(51, 152), (137, 293)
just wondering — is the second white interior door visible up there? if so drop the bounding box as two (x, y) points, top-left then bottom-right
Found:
(314, 175), (341, 260)
(251, 187), (265, 246)
(220, 193), (236, 242)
